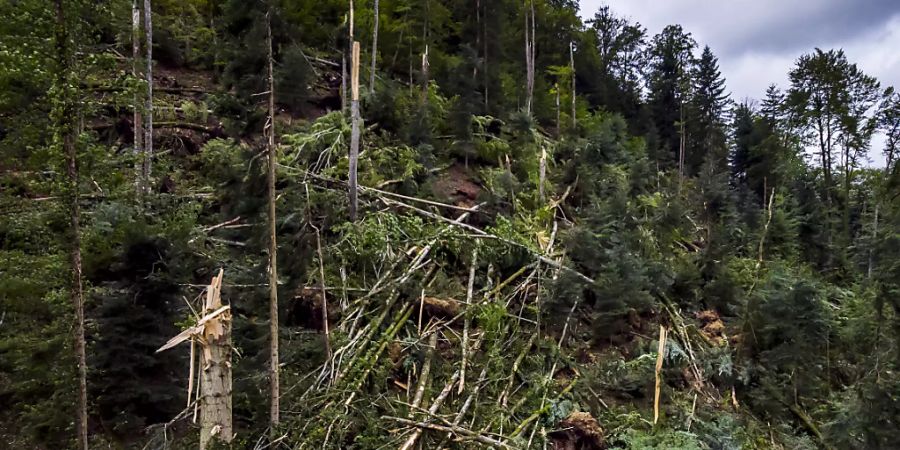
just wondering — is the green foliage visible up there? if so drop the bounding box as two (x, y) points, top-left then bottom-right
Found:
(3, 0), (900, 448)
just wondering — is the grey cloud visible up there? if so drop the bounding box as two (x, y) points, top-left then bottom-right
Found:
(582, 0), (900, 58)
(727, 0), (900, 56)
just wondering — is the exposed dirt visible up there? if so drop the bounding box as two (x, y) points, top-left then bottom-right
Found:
(418, 296), (462, 321)
(431, 164), (482, 208)
(550, 411), (606, 450)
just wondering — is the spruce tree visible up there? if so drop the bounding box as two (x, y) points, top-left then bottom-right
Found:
(687, 46), (729, 175)
(646, 25), (695, 170)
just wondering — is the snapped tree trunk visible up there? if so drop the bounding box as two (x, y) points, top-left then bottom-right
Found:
(155, 270), (233, 450)
(654, 325), (668, 425)
(54, 2), (88, 448)
(349, 41), (361, 221)
(265, 7), (281, 429)
(143, 0), (153, 193)
(132, 0), (143, 195)
(369, 0), (379, 93)
(199, 271), (232, 449)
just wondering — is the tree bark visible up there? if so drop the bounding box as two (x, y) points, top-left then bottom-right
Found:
(54, 2), (88, 448)
(523, 0), (533, 115)
(341, 52), (347, 113)
(143, 0), (153, 193)
(349, 41), (361, 220)
(868, 204), (878, 279)
(132, 0), (143, 195)
(483, 0), (488, 110)
(265, 7), (281, 429)
(199, 271), (232, 449)
(654, 325), (668, 425)
(539, 146), (547, 201)
(369, 0), (379, 93)
(570, 41), (576, 130)
(555, 83), (560, 136)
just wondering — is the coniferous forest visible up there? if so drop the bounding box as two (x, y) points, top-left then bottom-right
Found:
(2, 1), (900, 449)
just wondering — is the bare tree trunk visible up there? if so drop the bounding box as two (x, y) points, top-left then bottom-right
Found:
(678, 103), (685, 188)
(349, 0), (354, 39)
(54, 2), (88, 448)
(523, 0), (533, 115)
(473, 0), (480, 90)
(421, 45), (429, 101)
(132, 0), (143, 195)
(482, 0), (488, 110)
(369, 0), (379, 93)
(349, 41), (361, 221)
(529, 0), (536, 113)
(345, 0), (353, 115)
(143, 0), (153, 193)
(199, 271), (232, 449)
(265, 8), (281, 429)
(539, 146), (547, 201)
(654, 325), (668, 425)
(570, 41), (576, 130)
(341, 52), (347, 113)
(868, 203), (879, 279)
(555, 83), (560, 136)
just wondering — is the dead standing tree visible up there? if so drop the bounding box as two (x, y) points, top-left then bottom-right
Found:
(143, 0), (153, 193)
(132, 0), (143, 194)
(265, 6), (281, 429)
(54, 1), (88, 448)
(570, 40), (576, 130)
(349, 41), (361, 220)
(370, 0), (379, 93)
(157, 270), (233, 449)
(524, 0), (535, 115)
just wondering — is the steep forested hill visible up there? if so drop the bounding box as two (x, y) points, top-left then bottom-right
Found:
(1, 1), (899, 449)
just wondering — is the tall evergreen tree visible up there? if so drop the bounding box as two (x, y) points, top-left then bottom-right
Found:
(687, 45), (730, 174)
(760, 84), (785, 127)
(731, 102), (755, 186)
(646, 25), (695, 170)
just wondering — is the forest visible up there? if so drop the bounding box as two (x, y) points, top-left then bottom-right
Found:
(1, 0), (899, 449)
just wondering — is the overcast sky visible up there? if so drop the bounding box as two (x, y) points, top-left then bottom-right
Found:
(578, 0), (900, 165)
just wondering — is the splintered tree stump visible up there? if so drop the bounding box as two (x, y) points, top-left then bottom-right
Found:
(200, 270), (232, 449)
(156, 269), (232, 450)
